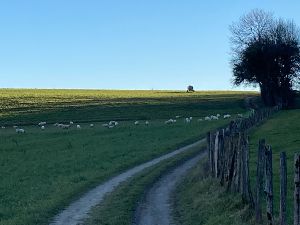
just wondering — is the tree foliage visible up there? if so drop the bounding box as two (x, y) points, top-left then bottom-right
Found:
(230, 9), (300, 108)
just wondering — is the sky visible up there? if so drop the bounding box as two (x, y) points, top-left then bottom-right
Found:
(0, 0), (299, 90)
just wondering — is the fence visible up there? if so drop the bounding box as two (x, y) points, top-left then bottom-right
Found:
(205, 105), (300, 224)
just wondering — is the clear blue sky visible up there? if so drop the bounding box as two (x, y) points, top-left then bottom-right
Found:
(1, 0), (299, 90)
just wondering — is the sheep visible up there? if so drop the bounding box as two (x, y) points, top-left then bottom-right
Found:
(237, 113), (243, 118)
(198, 118), (203, 122)
(204, 116), (211, 121)
(211, 115), (219, 120)
(145, 121), (149, 125)
(70, 121), (74, 125)
(102, 123), (109, 128)
(13, 125), (18, 128)
(223, 114), (231, 119)
(38, 122), (46, 126)
(216, 114), (220, 117)
(62, 124), (70, 129)
(90, 124), (94, 128)
(109, 121), (118, 126)
(16, 128), (25, 133)
(54, 123), (59, 127)
(185, 118), (191, 123)
(41, 126), (45, 130)
(1, 126), (5, 129)
(108, 125), (114, 129)
(175, 115), (180, 119)
(76, 125), (81, 129)
(134, 121), (139, 125)
(189, 117), (193, 120)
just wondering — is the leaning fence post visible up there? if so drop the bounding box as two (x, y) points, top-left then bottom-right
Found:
(265, 145), (273, 225)
(280, 152), (287, 225)
(294, 153), (300, 225)
(256, 139), (265, 223)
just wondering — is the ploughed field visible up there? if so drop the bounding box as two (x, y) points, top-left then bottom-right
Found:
(0, 89), (256, 225)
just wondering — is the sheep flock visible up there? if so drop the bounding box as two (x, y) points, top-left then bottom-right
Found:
(0, 111), (251, 135)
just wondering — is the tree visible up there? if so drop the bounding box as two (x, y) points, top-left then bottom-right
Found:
(230, 9), (300, 108)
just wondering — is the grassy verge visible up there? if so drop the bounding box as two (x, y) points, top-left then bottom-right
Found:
(174, 158), (255, 225)
(248, 109), (300, 224)
(83, 139), (205, 225)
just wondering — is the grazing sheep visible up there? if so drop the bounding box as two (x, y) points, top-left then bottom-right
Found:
(102, 123), (109, 128)
(189, 117), (193, 120)
(16, 128), (25, 133)
(76, 125), (81, 129)
(185, 118), (191, 123)
(70, 121), (74, 125)
(216, 114), (220, 117)
(41, 126), (45, 130)
(1, 126), (5, 129)
(62, 124), (70, 129)
(90, 124), (94, 128)
(145, 121), (149, 125)
(109, 121), (118, 126)
(175, 115), (180, 119)
(210, 115), (219, 120)
(204, 116), (211, 121)
(223, 114), (231, 119)
(13, 125), (18, 129)
(198, 118), (203, 122)
(108, 125), (114, 129)
(134, 121), (139, 125)
(237, 113), (243, 118)
(38, 122), (46, 126)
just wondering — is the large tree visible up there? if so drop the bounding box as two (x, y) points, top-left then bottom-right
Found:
(230, 9), (300, 108)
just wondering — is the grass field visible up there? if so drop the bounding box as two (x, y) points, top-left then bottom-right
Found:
(248, 109), (300, 224)
(0, 89), (256, 225)
(0, 89), (257, 125)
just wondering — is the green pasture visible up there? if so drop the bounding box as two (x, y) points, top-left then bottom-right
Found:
(0, 89), (254, 225)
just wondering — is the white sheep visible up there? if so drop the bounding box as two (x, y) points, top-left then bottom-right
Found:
(76, 125), (81, 129)
(62, 124), (70, 129)
(223, 114), (231, 119)
(175, 115), (180, 118)
(70, 121), (74, 125)
(1, 126), (5, 129)
(216, 114), (220, 117)
(211, 115), (219, 120)
(134, 121), (139, 125)
(13, 125), (18, 128)
(102, 123), (109, 128)
(185, 118), (191, 123)
(38, 122), (46, 126)
(41, 126), (45, 130)
(204, 116), (211, 121)
(189, 117), (193, 120)
(16, 128), (25, 133)
(145, 121), (149, 125)
(90, 124), (94, 128)
(198, 118), (203, 122)
(237, 113), (243, 118)
(165, 119), (176, 124)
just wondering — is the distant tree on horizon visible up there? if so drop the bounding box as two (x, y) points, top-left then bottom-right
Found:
(230, 9), (300, 108)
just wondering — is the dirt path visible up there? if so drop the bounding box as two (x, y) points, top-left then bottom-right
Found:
(49, 139), (205, 225)
(133, 152), (205, 225)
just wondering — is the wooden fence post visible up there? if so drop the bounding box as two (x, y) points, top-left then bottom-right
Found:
(214, 131), (219, 178)
(294, 153), (300, 225)
(256, 139), (266, 223)
(280, 152), (287, 225)
(265, 145), (273, 225)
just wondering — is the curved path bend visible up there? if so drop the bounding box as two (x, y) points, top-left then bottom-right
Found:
(134, 152), (205, 225)
(49, 139), (205, 225)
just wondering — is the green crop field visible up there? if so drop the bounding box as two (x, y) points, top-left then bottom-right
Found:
(0, 89), (256, 225)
